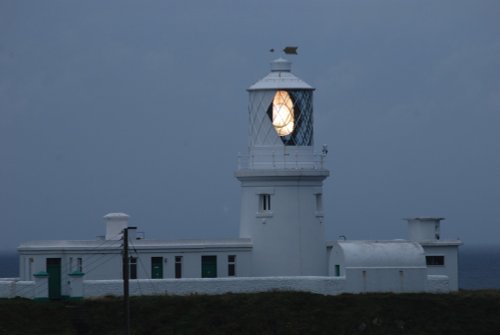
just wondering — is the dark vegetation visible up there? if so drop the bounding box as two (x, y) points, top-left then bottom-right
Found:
(1, 290), (499, 335)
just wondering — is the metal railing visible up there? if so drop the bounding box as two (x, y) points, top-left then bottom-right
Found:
(237, 152), (327, 170)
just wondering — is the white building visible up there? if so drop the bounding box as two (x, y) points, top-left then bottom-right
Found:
(330, 240), (428, 293)
(406, 217), (462, 291)
(2, 58), (462, 299)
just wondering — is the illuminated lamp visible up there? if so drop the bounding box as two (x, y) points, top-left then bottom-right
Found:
(272, 90), (294, 136)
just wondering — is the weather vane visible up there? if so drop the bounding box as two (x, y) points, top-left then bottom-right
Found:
(269, 46), (298, 55)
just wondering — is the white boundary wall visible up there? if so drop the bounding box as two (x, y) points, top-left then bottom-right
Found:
(84, 277), (347, 297)
(1, 275), (450, 299)
(0, 279), (35, 299)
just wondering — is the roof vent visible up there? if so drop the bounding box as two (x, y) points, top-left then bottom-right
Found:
(271, 58), (291, 72)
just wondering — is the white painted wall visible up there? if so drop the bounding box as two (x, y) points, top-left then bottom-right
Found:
(407, 218), (442, 241)
(158, 251), (252, 278)
(0, 273), (451, 299)
(83, 276), (346, 297)
(329, 241), (428, 293)
(0, 280), (35, 298)
(422, 244), (460, 291)
(344, 268), (427, 293)
(426, 275), (450, 293)
(404, 218), (461, 291)
(237, 171), (328, 276)
(18, 247), (253, 298)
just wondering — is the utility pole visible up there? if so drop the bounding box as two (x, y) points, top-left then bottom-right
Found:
(122, 228), (130, 335)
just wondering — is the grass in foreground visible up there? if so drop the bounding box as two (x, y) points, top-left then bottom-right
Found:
(1, 290), (499, 335)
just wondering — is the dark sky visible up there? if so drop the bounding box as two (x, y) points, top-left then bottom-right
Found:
(1, 0), (499, 250)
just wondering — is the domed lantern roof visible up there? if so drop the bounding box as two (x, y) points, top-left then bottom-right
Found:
(248, 58), (314, 91)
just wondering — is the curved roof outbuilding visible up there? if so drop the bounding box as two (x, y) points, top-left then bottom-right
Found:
(334, 240), (426, 268)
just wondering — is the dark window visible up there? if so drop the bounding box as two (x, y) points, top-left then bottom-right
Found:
(228, 255), (236, 277)
(151, 257), (163, 279)
(334, 264), (340, 277)
(77, 257), (83, 272)
(260, 194), (271, 212)
(426, 256), (445, 266)
(28, 257), (33, 279)
(201, 256), (217, 278)
(130, 257), (137, 279)
(316, 194), (323, 212)
(175, 256), (182, 279)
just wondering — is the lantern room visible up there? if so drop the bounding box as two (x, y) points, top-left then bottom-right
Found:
(244, 58), (318, 169)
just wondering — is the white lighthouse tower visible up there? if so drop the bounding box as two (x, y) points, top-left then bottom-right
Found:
(236, 58), (329, 276)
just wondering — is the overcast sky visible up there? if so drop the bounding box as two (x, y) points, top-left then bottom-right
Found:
(1, 0), (499, 250)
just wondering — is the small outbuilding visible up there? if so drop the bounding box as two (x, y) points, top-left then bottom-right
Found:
(329, 240), (427, 293)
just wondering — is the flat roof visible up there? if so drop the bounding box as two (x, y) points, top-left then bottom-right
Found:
(18, 238), (253, 252)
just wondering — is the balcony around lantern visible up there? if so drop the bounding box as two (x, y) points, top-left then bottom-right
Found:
(237, 148), (327, 171)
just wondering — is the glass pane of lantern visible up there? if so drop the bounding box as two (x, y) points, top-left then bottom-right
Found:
(272, 91), (295, 136)
(267, 90), (313, 146)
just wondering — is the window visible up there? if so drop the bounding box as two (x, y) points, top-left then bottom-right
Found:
(201, 256), (217, 278)
(259, 194), (271, 212)
(334, 264), (340, 277)
(426, 256), (445, 266)
(130, 257), (137, 279)
(69, 257), (83, 272)
(76, 257), (83, 272)
(315, 193), (323, 212)
(28, 257), (33, 279)
(151, 257), (163, 279)
(228, 255), (236, 277)
(175, 256), (182, 279)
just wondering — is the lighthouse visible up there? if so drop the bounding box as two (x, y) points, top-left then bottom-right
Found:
(235, 58), (330, 276)
(9, 58), (463, 299)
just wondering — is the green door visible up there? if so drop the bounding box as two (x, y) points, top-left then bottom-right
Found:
(46, 258), (61, 300)
(151, 257), (163, 279)
(201, 256), (217, 278)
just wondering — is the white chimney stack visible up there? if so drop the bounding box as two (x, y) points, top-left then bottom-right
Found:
(103, 213), (129, 240)
(406, 217), (444, 241)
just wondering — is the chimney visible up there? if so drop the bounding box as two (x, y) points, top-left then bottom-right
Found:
(405, 217), (444, 242)
(103, 213), (129, 240)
